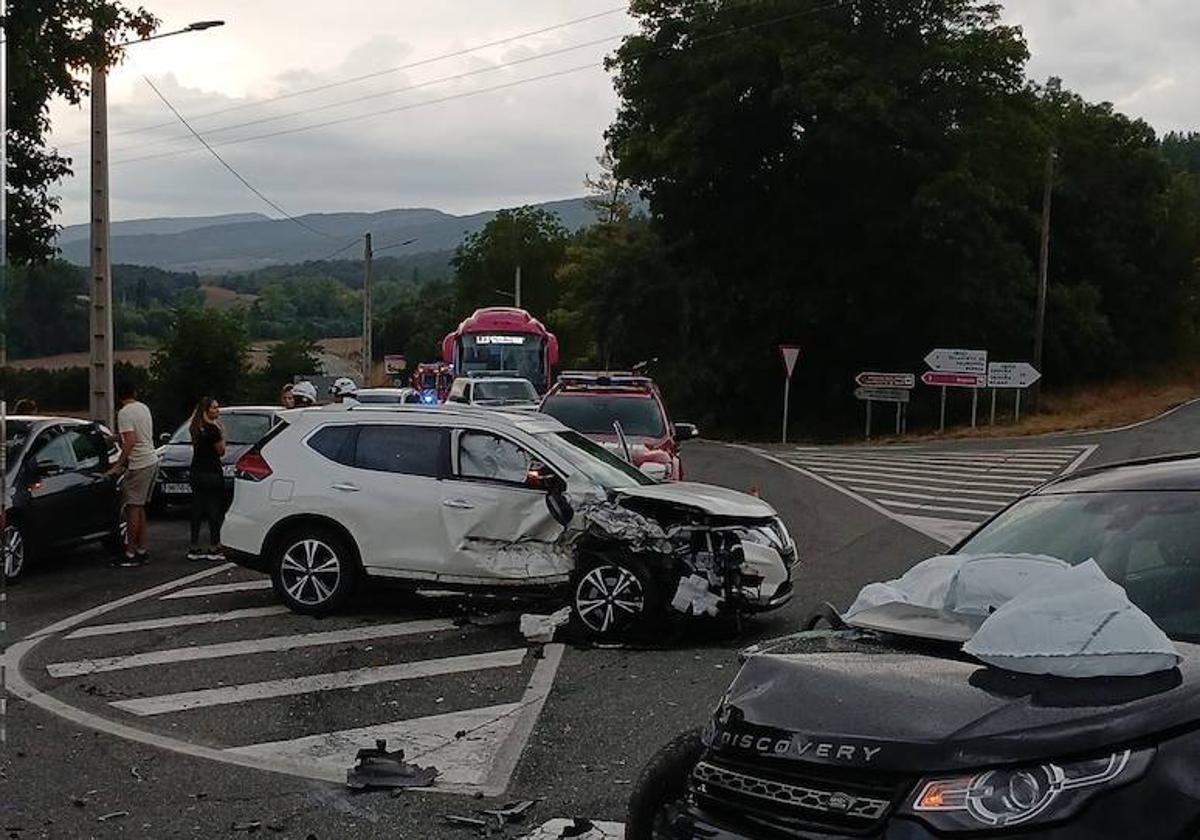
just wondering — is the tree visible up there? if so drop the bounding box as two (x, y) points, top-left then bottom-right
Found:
(264, 337), (323, 385)
(584, 148), (636, 225)
(374, 280), (458, 367)
(4, 260), (89, 357)
(148, 308), (249, 425)
(3, 0), (157, 264)
(451, 207), (569, 319)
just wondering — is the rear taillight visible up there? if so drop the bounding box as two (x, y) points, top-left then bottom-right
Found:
(235, 451), (272, 482)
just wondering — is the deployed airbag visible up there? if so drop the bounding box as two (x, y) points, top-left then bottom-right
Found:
(964, 560), (1181, 678)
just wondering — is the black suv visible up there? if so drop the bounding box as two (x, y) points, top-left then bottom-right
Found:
(4, 416), (125, 581)
(629, 453), (1200, 839)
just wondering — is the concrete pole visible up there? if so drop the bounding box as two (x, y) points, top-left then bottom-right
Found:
(781, 377), (791, 444)
(1032, 146), (1056, 409)
(939, 386), (947, 433)
(89, 63), (115, 428)
(514, 264), (522, 309)
(865, 399), (873, 441)
(362, 232), (373, 386)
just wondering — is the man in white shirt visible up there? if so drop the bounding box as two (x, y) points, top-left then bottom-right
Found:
(107, 381), (159, 566)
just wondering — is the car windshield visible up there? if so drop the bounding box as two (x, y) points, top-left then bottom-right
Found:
(956, 491), (1200, 643)
(541, 393), (666, 438)
(535, 429), (655, 489)
(5, 420), (33, 467)
(170, 413), (275, 446)
(473, 380), (538, 404)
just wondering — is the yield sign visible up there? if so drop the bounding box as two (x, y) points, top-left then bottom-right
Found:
(779, 345), (801, 379)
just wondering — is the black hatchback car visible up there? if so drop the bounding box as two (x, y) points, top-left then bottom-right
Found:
(152, 406), (279, 509)
(4, 416), (125, 581)
(629, 453), (1200, 839)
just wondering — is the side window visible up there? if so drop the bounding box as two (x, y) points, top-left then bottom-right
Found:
(31, 431), (77, 472)
(65, 429), (106, 471)
(308, 426), (357, 466)
(355, 425), (444, 477)
(458, 431), (533, 484)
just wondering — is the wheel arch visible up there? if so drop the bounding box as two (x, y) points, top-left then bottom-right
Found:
(263, 514), (364, 570)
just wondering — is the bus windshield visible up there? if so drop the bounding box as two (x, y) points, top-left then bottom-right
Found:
(458, 334), (547, 391)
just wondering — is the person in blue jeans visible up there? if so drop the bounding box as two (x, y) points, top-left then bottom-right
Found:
(187, 397), (227, 561)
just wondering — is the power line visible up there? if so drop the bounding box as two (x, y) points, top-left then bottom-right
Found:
(373, 237), (419, 254)
(112, 33), (624, 157)
(107, 5), (628, 140)
(115, 3), (846, 169)
(137, 73), (338, 239)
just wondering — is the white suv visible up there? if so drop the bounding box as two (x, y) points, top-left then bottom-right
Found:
(224, 405), (795, 640)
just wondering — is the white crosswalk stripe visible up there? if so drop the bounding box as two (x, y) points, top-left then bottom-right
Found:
(36, 572), (566, 796)
(771, 444), (1096, 544)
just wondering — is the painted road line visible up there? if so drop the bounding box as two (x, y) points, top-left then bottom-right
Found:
(838, 476), (1021, 499)
(521, 819), (625, 839)
(160, 579), (273, 600)
(111, 648), (528, 716)
(849, 487), (1006, 508)
(1064, 444), (1100, 474)
(65, 605), (291, 639)
(821, 470), (1038, 492)
(807, 463), (1039, 486)
(875, 498), (1004, 518)
(46, 618), (458, 678)
(784, 456), (1056, 481)
(794, 449), (1078, 466)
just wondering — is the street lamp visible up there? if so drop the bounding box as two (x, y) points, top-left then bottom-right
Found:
(89, 20), (225, 426)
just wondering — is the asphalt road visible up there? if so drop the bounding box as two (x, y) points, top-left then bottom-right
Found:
(5, 402), (1198, 839)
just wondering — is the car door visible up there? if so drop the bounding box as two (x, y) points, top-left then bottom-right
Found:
(322, 422), (451, 577)
(23, 427), (90, 547)
(438, 428), (570, 583)
(63, 425), (121, 537)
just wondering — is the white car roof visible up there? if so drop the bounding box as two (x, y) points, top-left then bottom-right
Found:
(357, 388), (413, 395)
(279, 403), (568, 435)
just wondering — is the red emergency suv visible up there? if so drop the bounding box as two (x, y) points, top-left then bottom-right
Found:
(539, 372), (698, 481)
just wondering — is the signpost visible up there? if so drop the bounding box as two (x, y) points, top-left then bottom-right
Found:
(779, 345), (801, 443)
(855, 372), (916, 389)
(853, 374), (914, 440)
(987, 362), (1041, 423)
(384, 354), (407, 376)
(924, 348), (987, 432)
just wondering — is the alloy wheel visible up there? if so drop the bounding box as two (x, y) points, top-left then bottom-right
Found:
(574, 563), (646, 635)
(4, 526), (25, 580)
(279, 538), (342, 606)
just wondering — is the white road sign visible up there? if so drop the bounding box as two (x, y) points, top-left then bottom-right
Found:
(988, 361), (1041, 389)
(924, 348), (988, 376)
(855, 387), (911, 403)
(780, 345), (801, 378)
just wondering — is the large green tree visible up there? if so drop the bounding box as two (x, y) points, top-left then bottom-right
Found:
(148, 307), (249, 425)
(451, 207), (569, 319)
(3, 0), (157, 264)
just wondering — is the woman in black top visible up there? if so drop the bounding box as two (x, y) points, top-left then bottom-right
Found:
(188, 397), (227, 561)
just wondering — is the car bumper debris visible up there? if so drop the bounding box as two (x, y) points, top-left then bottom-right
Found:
(345, 739), (438, 790)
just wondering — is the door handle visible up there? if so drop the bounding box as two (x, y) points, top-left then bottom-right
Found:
(331, 482), (360, 492)
(442, 498), (475, 510)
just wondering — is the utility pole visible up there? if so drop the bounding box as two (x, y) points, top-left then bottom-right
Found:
(89, 61), (115, 427)
(1031, 145), (1056, 408)
(514, 264), (522, 309)
(362, 232), (373, 386)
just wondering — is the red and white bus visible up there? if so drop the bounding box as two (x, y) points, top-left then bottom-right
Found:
(441, 307), (559, 393)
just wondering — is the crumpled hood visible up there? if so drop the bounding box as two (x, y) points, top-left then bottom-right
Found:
(709, 631), (1200, 773)
(615, 481), (776, 519)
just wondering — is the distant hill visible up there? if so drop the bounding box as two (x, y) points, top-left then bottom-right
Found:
(57, 212), (270, 244)
(57, 198), (598, 273)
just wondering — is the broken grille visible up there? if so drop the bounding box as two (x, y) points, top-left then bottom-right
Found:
(692, 760), (891, 821)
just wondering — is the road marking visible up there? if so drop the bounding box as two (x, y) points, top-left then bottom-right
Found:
(821, 469), (1037, 491)
(521, 819), (625, 839)
(111, 648), (528, 716)
(1064, 444), (1100, 474)
(46, 619), (458, 677)
(874, 498), (1007, 517)
(65, 605), (291, 639)
(849, 487), (1006, 508)
(841, 477), (1019, 499)
(783, 456), (1052, 482)
(161, 579), (273, 600)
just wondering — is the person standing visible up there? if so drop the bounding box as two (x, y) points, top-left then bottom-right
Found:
(108, 381), (158, 567)
(187, 397), (227, 561)
(279, 383), (295, 409)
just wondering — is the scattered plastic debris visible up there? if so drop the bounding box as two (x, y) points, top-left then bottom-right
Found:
(443, 814), (488, 829)
(520, 607), (572, 643)
(481, 800), (535, 829)
(670, 574), (723, 616)
(96, 811), (128, 822)
(518, 818), (626, 839)
(345, 739), (439, 790)
(231, 821), (262, 833)
(130, 766), (143, 782)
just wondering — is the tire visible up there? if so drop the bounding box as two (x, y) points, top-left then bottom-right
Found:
(626, 728), (705, 840)
(570, 551), (663, 642)
(3, 521), (29, 583)
(269, 525), (360, 615)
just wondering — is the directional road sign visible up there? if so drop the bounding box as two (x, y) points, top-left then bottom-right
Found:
(924, 348), (988, 376)
(988, 361), (1041, 389)
(855, 387), (911, 403)
(922, 371), (986, 388)
(855, 372), (915, 389)
(779, 345), (801, 378)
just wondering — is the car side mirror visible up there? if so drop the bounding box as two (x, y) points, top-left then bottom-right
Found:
(674, 422), (700, 441)
(32, 458), (63, 478)
(159, 433), (171, 445)
(545, 486), (574, 527)
(526, 463), (564, 493)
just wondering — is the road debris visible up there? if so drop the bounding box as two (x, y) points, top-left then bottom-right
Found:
(443, 814), (488, 829)
(520, 607), (571, 643)
(670, 574), (722, 616)
(481, 800), (535, 829)
(130, 766), (143, 782)
(231, 821), (262, 833)
(96, 811), (128, 822)
(345, 739), (438, 790)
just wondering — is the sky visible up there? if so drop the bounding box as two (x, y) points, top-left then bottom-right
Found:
(44, 0), (1200, 226)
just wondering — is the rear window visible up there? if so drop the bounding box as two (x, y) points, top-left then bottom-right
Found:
(541, 393), (667, 438)
(171, 412), (276, 445)
(308, 426), (356, 466)
(354, 425), (445, 477)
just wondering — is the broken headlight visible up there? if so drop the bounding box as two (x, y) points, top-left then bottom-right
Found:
(907, 749), (1152, 831)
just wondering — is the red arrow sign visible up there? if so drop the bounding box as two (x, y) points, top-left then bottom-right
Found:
(922, 371), (985, 388)
(856, 371), (915, 389)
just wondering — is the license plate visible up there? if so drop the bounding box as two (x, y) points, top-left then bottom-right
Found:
(162, 483), (191, 495)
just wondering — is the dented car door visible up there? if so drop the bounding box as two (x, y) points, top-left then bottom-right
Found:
(438, 428), (573, 583)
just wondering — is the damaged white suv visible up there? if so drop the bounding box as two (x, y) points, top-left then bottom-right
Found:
(223, 405), (796, 640)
